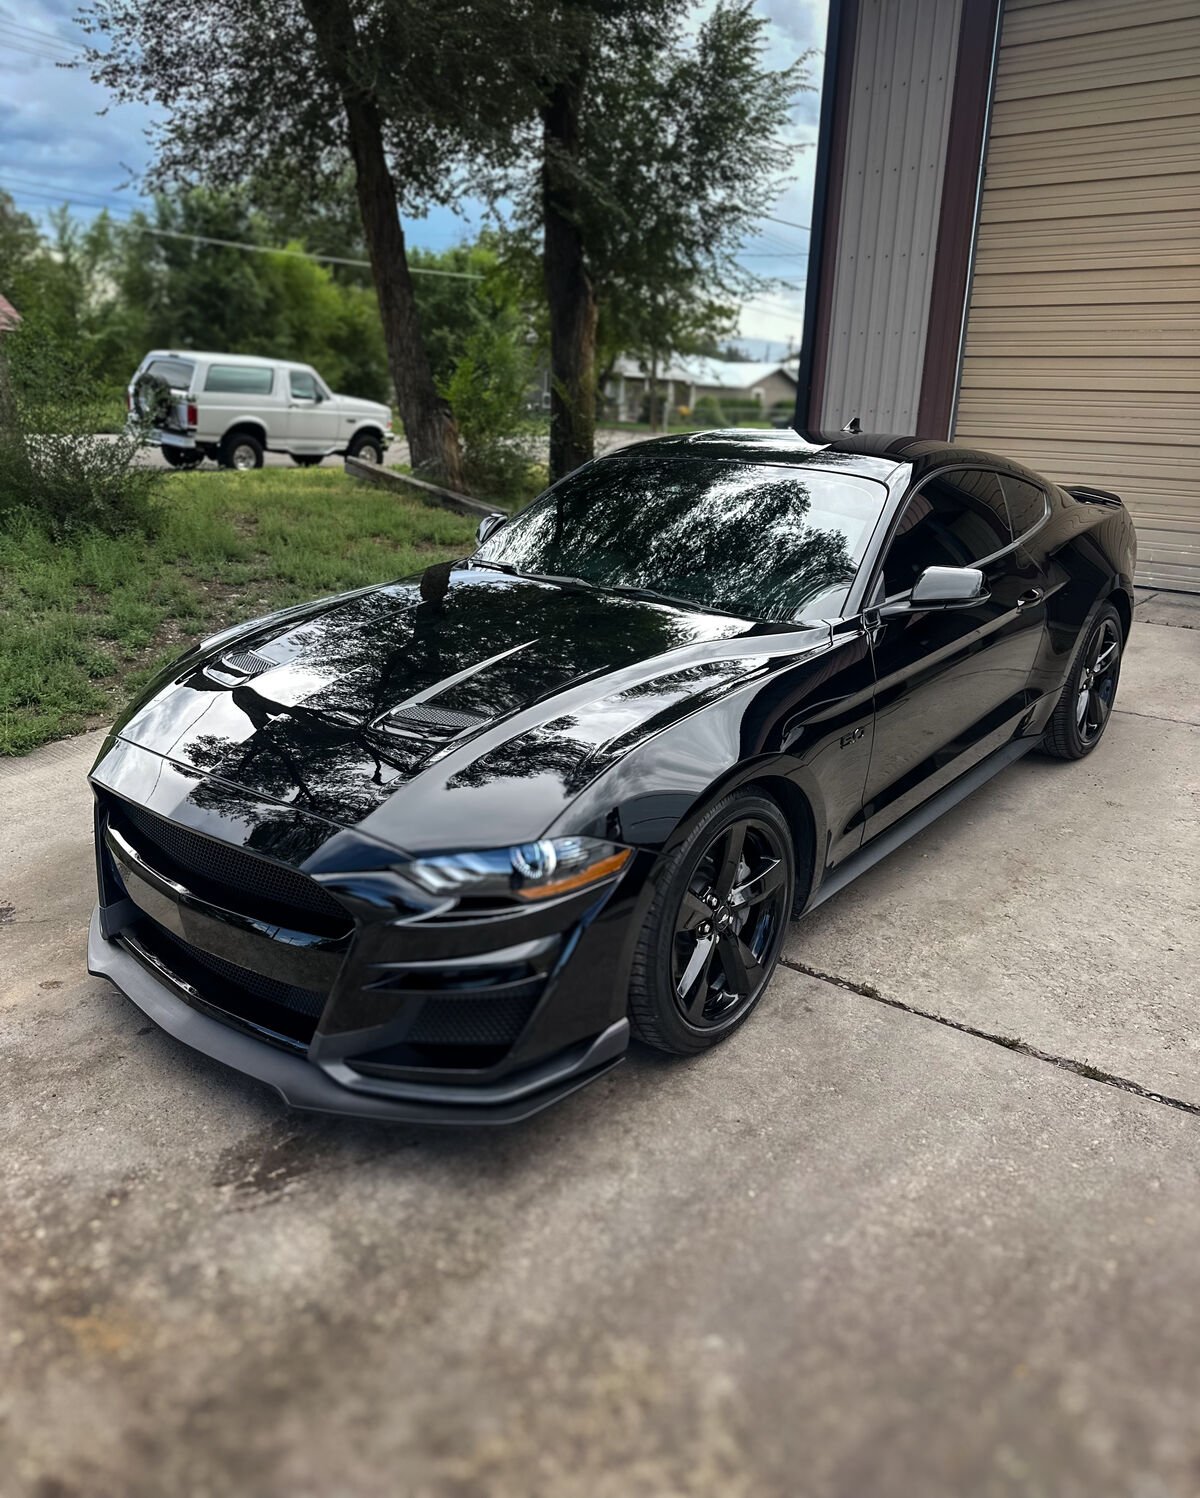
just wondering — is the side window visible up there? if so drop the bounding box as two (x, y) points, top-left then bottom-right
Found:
(290, 369), (319, 401)
(204, 364), (274, 395)
(882, 469), (1013, 597)
(144, 358), (194, 390)
(1000, 474), (1049, 540)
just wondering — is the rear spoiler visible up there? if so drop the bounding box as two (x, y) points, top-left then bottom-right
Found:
(1064, 484), (1124, 509)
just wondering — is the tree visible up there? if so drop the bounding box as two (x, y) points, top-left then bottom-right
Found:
(81, 0), (557, 486)
(509, 1), (808, 476)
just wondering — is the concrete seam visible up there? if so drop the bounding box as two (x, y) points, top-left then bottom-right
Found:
(1114, 708), (1200, 728)
(781, 957), (1200, 1120)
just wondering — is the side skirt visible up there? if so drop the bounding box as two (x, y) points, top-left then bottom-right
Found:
(805, 736), (1036, 914)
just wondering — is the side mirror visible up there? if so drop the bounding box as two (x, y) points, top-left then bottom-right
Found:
(910, 565), (987, 610)
(476, 512), (506, 546)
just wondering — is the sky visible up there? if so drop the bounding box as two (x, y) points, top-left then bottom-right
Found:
(0, 0), (828, 361)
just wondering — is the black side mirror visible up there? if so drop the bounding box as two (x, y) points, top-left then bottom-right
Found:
(910, 565), (987, 610)
(878, 566), (988, 617)
(476, 512), (506, 546)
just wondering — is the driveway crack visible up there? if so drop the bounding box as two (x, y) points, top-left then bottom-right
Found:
(781, 957), (1200, 1119)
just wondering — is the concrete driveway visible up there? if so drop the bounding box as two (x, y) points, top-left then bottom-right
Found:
(1, 604), (1197, 1498)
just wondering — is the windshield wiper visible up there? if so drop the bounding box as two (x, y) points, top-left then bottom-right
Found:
(471, 560), (593, 590)
(601, 584), (727, 615)
(471, 561), (725, 614)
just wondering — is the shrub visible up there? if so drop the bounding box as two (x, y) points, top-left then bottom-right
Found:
(0, 313), (160, 538)
(441, 311), (545, 507)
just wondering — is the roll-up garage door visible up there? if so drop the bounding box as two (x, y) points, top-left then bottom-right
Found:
(953, 0), (1200, 591)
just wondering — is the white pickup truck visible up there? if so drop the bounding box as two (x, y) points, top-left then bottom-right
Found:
(128, 350), (393, 469)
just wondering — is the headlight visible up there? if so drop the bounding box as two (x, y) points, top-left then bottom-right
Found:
(405, 837), (632, 902)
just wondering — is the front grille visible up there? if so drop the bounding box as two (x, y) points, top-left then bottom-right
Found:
(132, 920), (327, 1047)
(111, 798), (349, 933)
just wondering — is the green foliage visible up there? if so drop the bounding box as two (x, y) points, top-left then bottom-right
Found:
(0, 310), (161, 539)
(0, 468), (476, 755)
(442, 313), (543, 506)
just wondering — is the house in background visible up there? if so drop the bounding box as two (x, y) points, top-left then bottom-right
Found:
(0, 292), (21, 336)
(797, 0), (1200, 591)
(604, 355), (798, 425)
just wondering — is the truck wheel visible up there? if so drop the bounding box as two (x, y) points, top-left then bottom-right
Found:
(347, 433), (383, 465)
(161, 445), (203, 469)
(219, 432), (264, 471)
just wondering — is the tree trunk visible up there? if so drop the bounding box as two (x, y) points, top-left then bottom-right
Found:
(541, 70), (597, 481)
(299, 0), (463, 489)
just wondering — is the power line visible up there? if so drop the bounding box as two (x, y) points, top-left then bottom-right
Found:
(0, 10), (78, 49)
(0, 36), (76, 64)
(760, 214), (811, 233)
(0, 183), (486, 279)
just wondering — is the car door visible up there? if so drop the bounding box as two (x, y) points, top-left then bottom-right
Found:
(286, 368), (342, 452)
(860, 466), (1049, 841)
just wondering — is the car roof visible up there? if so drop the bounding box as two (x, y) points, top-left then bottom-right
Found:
(606, 427), (1054, 491)
(142, 351), (308, 368)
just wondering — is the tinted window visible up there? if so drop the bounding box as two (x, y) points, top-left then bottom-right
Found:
(204, 364), (274, 395)
(1000, 474), (1048, 539)
(882, 469), (1012, 597)
(476, 457), (885, 621)
(144, 358), (194, 389)
(290, 369), (319, 400)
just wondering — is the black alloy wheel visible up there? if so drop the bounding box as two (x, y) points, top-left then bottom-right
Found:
(1041, 602), (1123, 760)
(629, 790), (796, 1054)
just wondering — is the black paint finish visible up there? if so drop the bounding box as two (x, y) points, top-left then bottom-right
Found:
(88, 431), (1137, 1121)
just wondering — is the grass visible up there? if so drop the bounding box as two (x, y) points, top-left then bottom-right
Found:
(0, 468), (478, 756)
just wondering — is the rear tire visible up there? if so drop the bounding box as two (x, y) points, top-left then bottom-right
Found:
(219, 431), (264, 471)
(628, 790), (796, 1055)
(1039, 602), (1123, 760)
(161, 445), (203, 469)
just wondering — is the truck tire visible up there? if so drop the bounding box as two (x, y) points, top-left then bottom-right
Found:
(347, 433), (384, 465)
(219, 431), (264, 470)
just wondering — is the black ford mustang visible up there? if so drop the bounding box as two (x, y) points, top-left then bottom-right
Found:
(88, 431), (1136, 1121)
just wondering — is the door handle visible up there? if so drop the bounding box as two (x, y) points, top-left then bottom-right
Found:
(1016, 588), (1044, 610)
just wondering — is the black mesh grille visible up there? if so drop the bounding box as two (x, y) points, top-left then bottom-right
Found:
(113, 799), (349, 930)
(406, 985), (541, 1046)
(220, 647), (277, 676)
(148, 924), (328, 1019)
(380, 703), (486, 737)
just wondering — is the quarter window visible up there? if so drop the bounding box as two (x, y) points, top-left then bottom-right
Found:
(882, 469), (1013, 597)
(1000, 475), (1049, 540)
(290, 370), (319, 401)
(143, 358), (194, 390)
(204, 364), (274, 395)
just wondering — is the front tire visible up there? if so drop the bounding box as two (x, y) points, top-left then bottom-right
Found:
(1039, 602), (1123, 760)
(628, 790), (796, 1055)
(219, 432), (264, 471)
(347, 433), (384, 465)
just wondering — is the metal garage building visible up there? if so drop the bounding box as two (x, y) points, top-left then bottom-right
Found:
(796, 0), (1200, 591)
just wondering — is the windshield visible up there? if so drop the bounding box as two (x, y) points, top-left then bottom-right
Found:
(474, 456), (885, 621)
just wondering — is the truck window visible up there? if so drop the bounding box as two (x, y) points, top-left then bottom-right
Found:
(205, 364), (275, 395)
(290, 370), (319, 401)
(144, 358), (195, 390)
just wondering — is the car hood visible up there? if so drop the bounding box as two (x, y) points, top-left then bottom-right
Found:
(328, 392), (390, 420)
(108, 565), (828, 850)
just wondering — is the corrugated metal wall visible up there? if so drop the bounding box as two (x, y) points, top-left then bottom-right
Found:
(818, 0), (963, 432)
(954, 0), (1200, 591)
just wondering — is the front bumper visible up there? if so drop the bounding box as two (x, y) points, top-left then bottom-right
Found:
(88, 908), (630, 1123)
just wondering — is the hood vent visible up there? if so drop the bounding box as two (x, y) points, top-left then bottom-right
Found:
(219, 647), (279, 677)
(377, 703), (487, 740)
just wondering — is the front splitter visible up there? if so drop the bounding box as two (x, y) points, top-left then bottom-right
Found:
(87, 908), (629, 1124)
